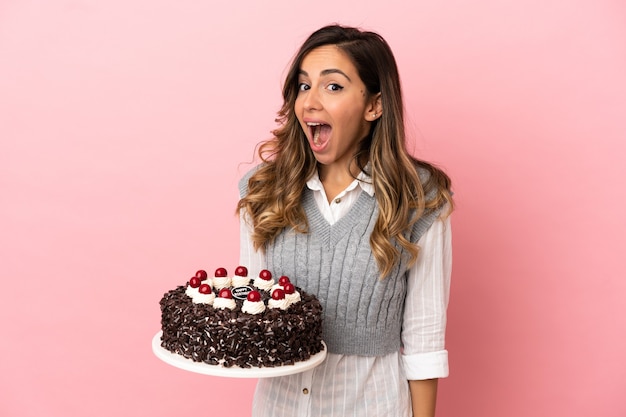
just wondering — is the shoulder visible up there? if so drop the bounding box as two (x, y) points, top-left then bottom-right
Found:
(238, 162), (271, 197)
(414, 162), (433, 186)
(238, 163), (261, 197)
(413, 158), (453, 195)
(408, 159), (453, 238)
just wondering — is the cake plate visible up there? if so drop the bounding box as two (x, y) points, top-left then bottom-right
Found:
(152, 331), (327, 378)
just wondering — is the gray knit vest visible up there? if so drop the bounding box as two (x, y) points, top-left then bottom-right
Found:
(239, 167), (442, 356)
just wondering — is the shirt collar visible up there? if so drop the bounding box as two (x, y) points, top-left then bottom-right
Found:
(306, 168), (375, 196)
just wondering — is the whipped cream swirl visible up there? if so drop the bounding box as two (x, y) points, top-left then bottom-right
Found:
(285, 291), (301, 305)
(192, 292), (215, 305)
(270, 283), (284, 293)
(253, 277), (274, 291)
(212, 276), (231, 290)
(231, 276), (250, 287)
(242, 300), (265, 314)
(213, 297), (236, 310)
(268, 298), (290, 310)
(185, 286), (199, 298)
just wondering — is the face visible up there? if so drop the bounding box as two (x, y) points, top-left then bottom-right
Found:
(294, 45), (380, 174)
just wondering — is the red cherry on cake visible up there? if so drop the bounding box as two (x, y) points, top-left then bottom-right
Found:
(235, 266), (248, 277)
(272, 288), (286, 300)
(218, 288), (232, 299)
(259, 269), (272, 280)
(283, 283), (296, 295)
(195, 270), (208, 280)
(214, 267), (228, 278)
(247, 290), (261, 302)
(189, 276), (202, 288)
(199, 284), (212, 294)
(278, 275), (290, 286)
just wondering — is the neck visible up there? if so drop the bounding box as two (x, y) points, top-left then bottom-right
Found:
(318, 159), (363, 202)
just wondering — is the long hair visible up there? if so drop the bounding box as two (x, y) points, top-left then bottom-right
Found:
(237, 24), (453, 278)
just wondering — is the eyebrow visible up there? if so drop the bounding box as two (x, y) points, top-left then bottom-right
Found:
(299, 69), (352, 82)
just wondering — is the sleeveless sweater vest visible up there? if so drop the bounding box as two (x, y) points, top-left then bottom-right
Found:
(239, 167), (442, 356)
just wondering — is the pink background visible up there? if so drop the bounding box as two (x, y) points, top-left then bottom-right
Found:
(2, 1), (625, 416)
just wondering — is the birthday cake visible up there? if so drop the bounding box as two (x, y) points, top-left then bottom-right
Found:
(159, 266), (324, 368)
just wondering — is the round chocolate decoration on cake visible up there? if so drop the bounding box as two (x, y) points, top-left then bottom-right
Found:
(232, 286), (253, 300)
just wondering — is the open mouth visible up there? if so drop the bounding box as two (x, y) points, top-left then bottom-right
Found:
(307, 122), (331, 146)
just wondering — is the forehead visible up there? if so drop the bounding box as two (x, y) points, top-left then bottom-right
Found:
(299, 45), (358, 76)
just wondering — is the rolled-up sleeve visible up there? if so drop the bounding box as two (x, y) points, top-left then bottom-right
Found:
(401, 215), (452, 380)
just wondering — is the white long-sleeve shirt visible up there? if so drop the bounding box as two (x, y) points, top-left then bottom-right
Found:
(239, 171), (452, 417)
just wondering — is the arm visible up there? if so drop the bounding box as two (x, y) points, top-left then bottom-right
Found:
(409, 379), (438, 417)
(401, 215), (452, 416)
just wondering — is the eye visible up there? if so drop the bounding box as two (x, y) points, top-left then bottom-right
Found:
(298, 82), (310, 92)
(327, 83), (344, 92)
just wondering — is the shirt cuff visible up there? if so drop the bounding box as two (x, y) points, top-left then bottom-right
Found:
(401, 350), (449, 380)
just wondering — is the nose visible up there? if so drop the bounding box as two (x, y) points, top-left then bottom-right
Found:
(302, 86), (322, 112)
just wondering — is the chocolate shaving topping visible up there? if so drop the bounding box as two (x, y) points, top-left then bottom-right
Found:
(159, 283), (323, 368)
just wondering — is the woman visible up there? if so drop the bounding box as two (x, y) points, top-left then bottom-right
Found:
(238, 24), (453, 417)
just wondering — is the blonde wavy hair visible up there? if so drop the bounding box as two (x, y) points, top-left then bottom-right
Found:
(237, 25), (453, 278)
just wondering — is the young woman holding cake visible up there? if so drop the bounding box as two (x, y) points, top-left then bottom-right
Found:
(237, 24), (453, 417)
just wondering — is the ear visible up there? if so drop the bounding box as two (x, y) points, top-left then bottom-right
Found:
(364, 92), (383, 121)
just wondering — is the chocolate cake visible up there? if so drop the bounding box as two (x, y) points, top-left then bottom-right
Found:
(159, 267), (324, 368)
